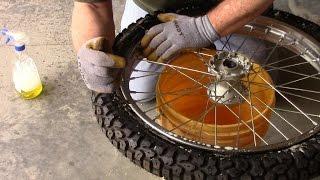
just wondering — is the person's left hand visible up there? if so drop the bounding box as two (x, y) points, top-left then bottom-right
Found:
(141, 13), (219, 62)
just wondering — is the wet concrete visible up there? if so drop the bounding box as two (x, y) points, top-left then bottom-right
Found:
(0, 0), (319, 180)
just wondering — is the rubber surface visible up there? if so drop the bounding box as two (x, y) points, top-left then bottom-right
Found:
(92, 10), (320, 180)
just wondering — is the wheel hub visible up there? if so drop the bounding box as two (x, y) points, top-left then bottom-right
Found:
(207, 51), (252, 104)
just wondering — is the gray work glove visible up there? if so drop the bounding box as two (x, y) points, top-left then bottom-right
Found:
(141, 13), (220, 62)
(77, 37), (126, 93)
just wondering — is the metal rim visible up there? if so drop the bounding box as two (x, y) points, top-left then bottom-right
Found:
(120, 16), (320, 153)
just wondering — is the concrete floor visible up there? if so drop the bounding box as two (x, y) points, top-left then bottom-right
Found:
(0, 0), (319, 180)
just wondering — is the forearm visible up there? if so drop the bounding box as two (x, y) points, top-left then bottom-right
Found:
(208, 0), (274, 37)
(71, 1), (115, 52)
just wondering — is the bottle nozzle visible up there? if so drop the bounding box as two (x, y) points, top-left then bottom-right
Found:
(0, 28), (29, 45)
(1, 28), (9, 35)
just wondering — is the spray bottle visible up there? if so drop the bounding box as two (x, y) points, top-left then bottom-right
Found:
(1, 28), (43, 99)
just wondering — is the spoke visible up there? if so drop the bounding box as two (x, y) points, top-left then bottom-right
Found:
(248, 86), (320, 101)
(157, 84), (207, 96)
(242, 80), (320, 95)
(144, 72), (211, 113)
(251, 88), (272, 95)
(130, 91), (155, 94)
(198, 99), (211, 141)
(247, 69), (263, 78)
(249, 30), (276, 63)
(236, 97), (242, 148)
(227, 37), (232, 51)
(279, 72), (320, 87)
(225, 81), (289, 140)
(142, 59), (215, 77)
(259, 36), (283, 69)
(132, 87), (199, 103)
(277, 86), (320, 94)
(264, 61), (311, 72)
(235, 35), (249, 52)
(149, 66), (215, 135)
(195, 49), (211, 68)
(177, 79), (234, 145)
(159, 91), (209, 97)
(262, 64), (320, 81)
(136, 59), (212, 105)
(241, 80), (272, 89)
(264, 54), (302, 67)
(169, 119), (193, 132)
(246, 33), (283, 88)
(213, 80), (269, 146)
(134, 96), (157, 103)
(187, 119), (199, 138)
(214, 104), (217, 146)
(252, 68), (312, 92)
(168, 64), (210, 90)
(194, 51), (214, 57)
(192, 41), (296, 60)
(280, 90), (320, 104)
(252, 93), (303, 134)
(131, 69), (178, 81)
(131, 85), (209, 100)
(249, 41), (295, 59)
(243, 41), (270, 85)
(151, 114), (162, 121)
(234, 18), (256, 143)
(131, 69), (177, 76)
(219, 34), (233, 51)
(129, 73), (161, 80)
(246, 76), (257, 146)
(257, 74), (318, 126)
(169, 95), (219, 133)
(143, 86), (204, 113)
(192, 81), (237, 142)
(214, 81), (240, 146)
(133, 69), (164, 74)
(131, 97), (156, 105)
(223, 104), (269, 145)
(214, 81), (217, 146)
(130, 90), (206, 97)
(212, 41), (292, 57)
(157, 74), (213, 133)
(159, 84), (203, 95)
(274, 108), (320, 118)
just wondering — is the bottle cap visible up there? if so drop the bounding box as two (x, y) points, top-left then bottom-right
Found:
(15, 43), (25, 52)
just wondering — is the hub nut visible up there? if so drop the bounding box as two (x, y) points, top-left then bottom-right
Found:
(208, 51), (252, 80)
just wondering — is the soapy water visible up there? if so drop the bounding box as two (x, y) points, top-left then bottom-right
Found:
(12, 57), (43, 99)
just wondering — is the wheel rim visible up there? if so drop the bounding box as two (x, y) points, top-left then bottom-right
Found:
(120, 16), (320, 152)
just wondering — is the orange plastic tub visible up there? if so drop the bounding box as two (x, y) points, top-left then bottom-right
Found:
(156, 50), (275, 147)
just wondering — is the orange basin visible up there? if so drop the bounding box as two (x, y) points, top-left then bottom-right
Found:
(156, 49), (276, 147)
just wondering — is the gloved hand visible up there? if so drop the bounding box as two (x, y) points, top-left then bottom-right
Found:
(77, 37), (126, 93)
(141, 13), (220, 62)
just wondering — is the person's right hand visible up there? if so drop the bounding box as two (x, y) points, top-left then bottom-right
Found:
(77, 37), (126, 93)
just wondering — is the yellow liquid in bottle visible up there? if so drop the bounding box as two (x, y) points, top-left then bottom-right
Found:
(19, 83), (43, 99)
(13, 57), (43, 99)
